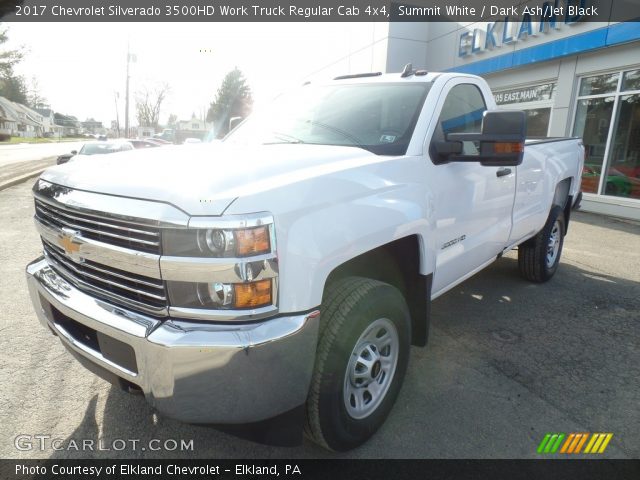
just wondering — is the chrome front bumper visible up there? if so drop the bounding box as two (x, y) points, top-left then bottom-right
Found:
(26, 256), (320, 424)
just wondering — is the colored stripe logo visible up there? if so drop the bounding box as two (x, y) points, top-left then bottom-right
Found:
(537, 433), (613, 454)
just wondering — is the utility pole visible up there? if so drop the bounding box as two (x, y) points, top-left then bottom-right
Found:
(114, 92), (121, 138)
(124, 44), (136, 138)
(124, 43), (130, 138)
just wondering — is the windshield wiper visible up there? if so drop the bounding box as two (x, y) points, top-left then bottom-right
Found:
(264, 132), (305, 144)
(305, 120), (365, 148)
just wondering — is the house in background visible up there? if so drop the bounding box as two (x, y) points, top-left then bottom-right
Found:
(0, 98), (92, 139)
(0, 97), (43, 137)
(82, 118), (104, 134)
(54, 113), (81, 136)
(136, 126), (155, 138)
(14, 103), (44, 137)
(0, 97), (19, 136)
(175, 114), (212, 142)
(35, 108), (63, 137)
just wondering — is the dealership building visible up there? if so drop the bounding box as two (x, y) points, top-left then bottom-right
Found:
(308, 11), (640, 220)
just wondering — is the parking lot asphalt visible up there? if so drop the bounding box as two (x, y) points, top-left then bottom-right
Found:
(0, 178), (638, 459)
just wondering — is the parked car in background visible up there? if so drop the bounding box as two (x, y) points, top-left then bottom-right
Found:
(582, 164), (640, 197)
(143, 138), (171, 145)
(153, 129), (175, 143)
(56, 140), (134, 165)
(128, 139), (162, 149)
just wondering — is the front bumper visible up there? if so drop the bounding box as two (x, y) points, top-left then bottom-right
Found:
(26, 256), (320, 424)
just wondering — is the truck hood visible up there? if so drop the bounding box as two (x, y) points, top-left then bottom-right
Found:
(40, 143), (381, 215)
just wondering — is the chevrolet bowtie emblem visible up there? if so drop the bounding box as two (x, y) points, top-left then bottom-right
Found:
(59, 229), (81, 255)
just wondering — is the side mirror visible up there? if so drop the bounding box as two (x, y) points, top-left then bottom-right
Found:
(229, 116), (244, 132)
(71, 150), (77, 155)
(435, 110), (526, 167)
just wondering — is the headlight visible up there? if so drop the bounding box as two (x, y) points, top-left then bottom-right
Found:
(163, 214), (277, 318)
(162, 225), (272, 257)
(168, 279), (274, 310)
(199, 229), (230, 255)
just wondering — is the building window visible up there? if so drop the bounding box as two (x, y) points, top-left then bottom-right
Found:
(494, 82), (555, 138)
(573, 96), (615, 193)
(192, 123), (199, 129)
(524, 108), (552, 137)
(573, 69), (640, 200)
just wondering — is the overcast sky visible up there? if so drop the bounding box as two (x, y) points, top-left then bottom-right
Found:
(5, 22), (374, 127)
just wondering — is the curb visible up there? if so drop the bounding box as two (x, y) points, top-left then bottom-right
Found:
(0, 168), (45, 192)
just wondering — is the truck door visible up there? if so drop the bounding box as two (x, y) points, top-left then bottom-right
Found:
(427, 80), (516, 295)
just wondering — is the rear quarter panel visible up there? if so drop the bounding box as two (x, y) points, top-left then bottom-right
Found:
(509, 138), (584, 244)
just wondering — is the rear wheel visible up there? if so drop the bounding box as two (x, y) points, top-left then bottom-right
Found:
(305, 276), (411, 451)
(518, 205), (566, 282)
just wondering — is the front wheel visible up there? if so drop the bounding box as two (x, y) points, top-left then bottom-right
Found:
(305, 277), (411, 451)
(518, 205), (566, 282)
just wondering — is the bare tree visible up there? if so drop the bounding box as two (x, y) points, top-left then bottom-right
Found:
(28, 76), (47, 109)
(135, 84), (170, 128)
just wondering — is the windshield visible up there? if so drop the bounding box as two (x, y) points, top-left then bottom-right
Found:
(225, 82), (431, 155)
(79, 143), (123, 155)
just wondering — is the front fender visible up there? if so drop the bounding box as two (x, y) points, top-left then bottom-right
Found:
(225, 156), (435, 313)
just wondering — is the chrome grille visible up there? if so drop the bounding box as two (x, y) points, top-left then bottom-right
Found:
(42, 240), (167, 314)
(35, 199), (160, 254)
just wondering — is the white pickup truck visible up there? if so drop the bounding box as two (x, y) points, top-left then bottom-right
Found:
(26, 69), (584, 451)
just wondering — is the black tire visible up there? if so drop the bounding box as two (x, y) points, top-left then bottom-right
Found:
(305, 276), (411, 451)
(518, 205), (566, 282)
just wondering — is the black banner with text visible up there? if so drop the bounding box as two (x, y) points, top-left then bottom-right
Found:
(2, 0), (640, 22)
(1, 459), (640, 480)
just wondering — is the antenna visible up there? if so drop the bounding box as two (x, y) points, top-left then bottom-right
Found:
(400, 63), (414, 78)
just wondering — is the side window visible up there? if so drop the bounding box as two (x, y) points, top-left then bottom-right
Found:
(434, 83), (487, 155)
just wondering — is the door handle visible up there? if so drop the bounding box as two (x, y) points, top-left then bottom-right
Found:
(496, 168), (512, 178)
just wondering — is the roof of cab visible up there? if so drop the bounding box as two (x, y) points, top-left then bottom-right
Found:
(325, 70), (478, 85)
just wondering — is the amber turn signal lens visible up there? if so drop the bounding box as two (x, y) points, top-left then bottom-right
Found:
(494, 142), (524, 154)
(234, 226), (270, 256)
(234, 279), (272, 308)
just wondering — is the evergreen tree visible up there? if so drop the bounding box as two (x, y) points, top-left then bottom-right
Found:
(0, 25), (28, 103)
(206, 68), (253, 138)
(0, 26), (22, 78)
(0, 74), (27, 103)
